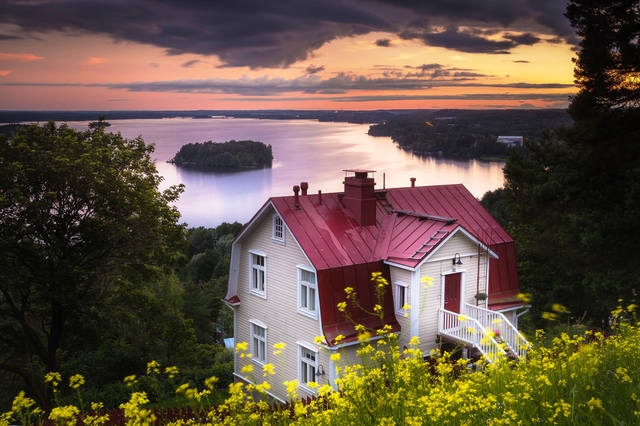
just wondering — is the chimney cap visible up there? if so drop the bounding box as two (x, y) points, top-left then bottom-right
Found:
(343, 169), (376, 179)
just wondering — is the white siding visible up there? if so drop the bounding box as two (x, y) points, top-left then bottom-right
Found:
(389, 267), (414, 350)
(407, 231), (491, 355)
(233, 208), (325, 401)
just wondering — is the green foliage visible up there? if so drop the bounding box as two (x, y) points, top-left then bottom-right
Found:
(4, 309), (640, 424)
(180, 224), (242, 343)
(566, 0), (640, 117)
(368, 110), (571, 160)
(485, 2), (640, 328)
(0, 121), (201, 409)
(170, 140), (273, 171)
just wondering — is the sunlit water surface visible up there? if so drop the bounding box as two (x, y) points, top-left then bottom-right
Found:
(67, 117), (505, 228)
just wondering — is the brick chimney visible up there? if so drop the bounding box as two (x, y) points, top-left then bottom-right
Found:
(342, 169), (376, 226)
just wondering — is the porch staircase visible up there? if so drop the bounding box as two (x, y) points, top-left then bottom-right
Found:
(438, 303), (530, 363)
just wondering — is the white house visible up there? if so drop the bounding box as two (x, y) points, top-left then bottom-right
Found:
(496, 136), (524, 147)
(224, 170), (528, 402)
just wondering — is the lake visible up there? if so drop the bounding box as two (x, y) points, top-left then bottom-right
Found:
(67, 117), (505, 228)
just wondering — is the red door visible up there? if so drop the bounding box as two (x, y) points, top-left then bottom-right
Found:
(444, 273), (461, 313)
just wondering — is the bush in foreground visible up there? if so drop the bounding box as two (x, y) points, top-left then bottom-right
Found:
(2, 305), (639, 425)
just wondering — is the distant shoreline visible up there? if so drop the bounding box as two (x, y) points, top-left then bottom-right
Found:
(0, 108), (569, 126)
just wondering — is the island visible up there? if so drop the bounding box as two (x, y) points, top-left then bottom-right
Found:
(169, 140), (273, 171)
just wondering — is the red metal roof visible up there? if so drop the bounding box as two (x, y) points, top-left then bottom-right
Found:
(262, 181), (521, 345)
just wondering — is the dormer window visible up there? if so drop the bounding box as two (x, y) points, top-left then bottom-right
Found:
(272, 215), (285, 242)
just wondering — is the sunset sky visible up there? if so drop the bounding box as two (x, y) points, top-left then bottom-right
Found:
(0, 0), (578, 111)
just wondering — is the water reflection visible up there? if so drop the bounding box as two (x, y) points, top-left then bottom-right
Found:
(69, 118), (504, 227)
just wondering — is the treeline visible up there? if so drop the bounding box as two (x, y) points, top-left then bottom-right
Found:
(480, 0), (640, 329)
(170, 140), (273, 171)
(368, 109), (573, 159)
(0, 121), (245, 410)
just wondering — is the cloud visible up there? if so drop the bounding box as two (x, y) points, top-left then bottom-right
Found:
(1, 71), (575, 95)
(0, 0), (575, 69)
(0, 70), (12, 76)
(182, 59), (200, 68)
(0, 52), (44, 61)
(85, 56), (108, 65)
(306, 64), (325, 74)
(403, 27), (521, 54)
(375, 38), (391, 47)
(3, 69), (574, 98)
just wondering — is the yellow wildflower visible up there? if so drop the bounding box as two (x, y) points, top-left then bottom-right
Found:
(44, 372), (62, 387)
(204, 376), (219, 390)
(551, 303), (569, 314)
(314, 335), (327, 345)
(164, 365), (179, 379)
(235, 341), (248, 352)
(241, 364), (253, 374)
(123, 375), (137, 387)
(49, 405), (80, 425)
(273, 342), (286, 355)
(263, 363), (275, 376)
(69, 374), (85, 390)
(587, 397), (603, 411)
(421, 275), (434, 287)
(146, 360), (161, 375)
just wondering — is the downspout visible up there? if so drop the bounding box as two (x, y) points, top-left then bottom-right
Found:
(476, 244), (481, 306)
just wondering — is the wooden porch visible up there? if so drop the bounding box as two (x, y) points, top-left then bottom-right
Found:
(438, 303), (530, 363)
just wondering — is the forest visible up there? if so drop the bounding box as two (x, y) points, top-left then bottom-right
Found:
(169, 140), (272, 171)
(367, 109), (573, 160)
(1, 0), (639, 422)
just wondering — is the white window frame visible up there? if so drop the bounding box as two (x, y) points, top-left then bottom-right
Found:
(249, 250), (267, 298)
(297, 341), (319, 392)
(250, 320), (267, 364)
(272, 214), (285, 243)
(394, 280), (409, 315)
(297, 266), (318, 319)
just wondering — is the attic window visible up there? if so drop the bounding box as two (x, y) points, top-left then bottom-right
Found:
(272, 215), (285, 242)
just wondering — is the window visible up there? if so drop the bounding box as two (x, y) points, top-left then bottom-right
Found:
(298, 343), (318, 387)
(250, 321), (267, 364)
(272, 215), (284, 242)
(394, 281), (409, 314)
(249, 251), (266, 297)
(298, 267), (317, 318)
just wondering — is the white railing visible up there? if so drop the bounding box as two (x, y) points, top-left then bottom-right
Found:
(463, 303), (530, 359)
(438, 305), (531, 362)
(438, 309), (506, 363)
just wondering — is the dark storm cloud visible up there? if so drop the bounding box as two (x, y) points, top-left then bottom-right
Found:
(306, 65), (326, 75)
(375, 38), (392, 47)
(504, 33), (541, 46)
(182, 60), (200, 68)
(1, 0), (574, 68)
(405, 27), (514, 54)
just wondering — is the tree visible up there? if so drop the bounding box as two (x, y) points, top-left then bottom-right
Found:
(492, 1), (640, 328)
(566, 0), (640, 118)
(0, 121), (188, 408)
